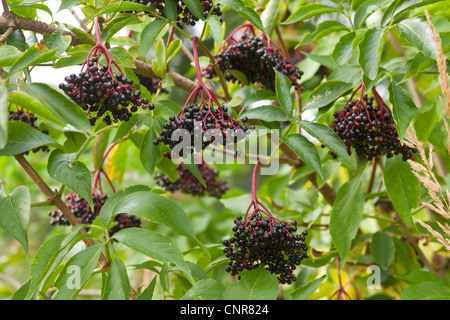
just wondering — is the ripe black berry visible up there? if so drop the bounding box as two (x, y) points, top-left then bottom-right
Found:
(8, 109), (50, 154)
(154, 162), (229, 198)
(124, 0), (222, 27)
(203, 23), (303, 91)
(48, 192), (141, 236)
(326, 85), (417, 161)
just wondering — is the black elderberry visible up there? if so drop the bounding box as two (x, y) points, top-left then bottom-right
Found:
(125, 0), (222, 27)
(59, 57), (151, 126)
(327, 86), (417, 161)
(48, 192), (141, 236)
(204, 24), (302, 91)
(223, 212), (309, 284)
(154, 162), (228, 198)
(8, 109), (50, 155)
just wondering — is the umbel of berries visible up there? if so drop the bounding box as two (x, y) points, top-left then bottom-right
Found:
(154, 37), (253, 159)
(59, 16), (152, 127)
(48, 192), (141, 236)
(8, 108), (50, 154)
(203, 23), (303, 91)
(223, 161), (309, 284)
(154, 162), (229, 198)
(327, 83), (417, 161)
(125, 0), (222, 28)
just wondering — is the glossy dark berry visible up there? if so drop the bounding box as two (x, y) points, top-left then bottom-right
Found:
(8, 109), (50, 155)
(48, 192), (141, 236)
(203, 27), (302, 91)
(154, 162), (228, 198)
(223, 213), (309, 284)
(59, 57), (151, 126)
(327, 93), (416, 161)
(124, 0), (222, 27)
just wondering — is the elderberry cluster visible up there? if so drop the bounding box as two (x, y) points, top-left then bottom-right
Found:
(154, 163), (228, 198)
(328, 95), (417, 161)
(9, 109), (49, 154)
(203, 33), (303, 91)
(125, 0), (222, 27)
(59, 56), (152, 126)
(137, 74), (168, 95)
(48, 193), (141, 236)
(154, 103), (253, 158)
(223, 215), (309, 284)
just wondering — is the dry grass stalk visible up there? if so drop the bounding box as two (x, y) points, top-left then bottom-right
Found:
(407, 128), (450, 250)
(425, 9), (450, 117)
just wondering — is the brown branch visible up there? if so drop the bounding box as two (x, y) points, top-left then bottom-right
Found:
(1, 0), (9, 13)
(0, 25), (13, 43)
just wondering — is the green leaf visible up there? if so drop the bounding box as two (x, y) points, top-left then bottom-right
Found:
(0, 84), (8, 149)
(9, 45), (58, 75)
(284, 134), (323, 178)
(140, 127), (161, 176)
(397, 17), (437, 59)
(207, 15), (223, 46)
(0, 121), (58, 156)
(290, 274), (327, 300)
(47, 149), (93, 210)
(223, 268), (279, 300)
(22, 83), (91, 133)
(354, 0), (385, 29)
(330, 165), (367, 266)
(384, 156), (420, 228)
(297, 120), (350, 160)
(97, 1), (156, 15)
(102, 257), (131, 300)
(106, 141), (129, 186)
(164, 0), (178, 21)
(184, 162), (207, 188)
(0, 186), (30, 254)
(101, 15), (139, 43)
(0, 45), (22, 66)
(275, 70), (294, 118)
(261, 0), (281, 35)
(181, 0), (204, 20)
(283, 3), (342, 24)
(25, 224), (86, 299)
(181, 279), (225, 300)
(64, 24), (96, 46)
(54, 243), (105, 300)
(100, 190), (196, 242)
(140, 20), (167, 57)
(299, 21), (349, 46)
(137, 275), (157, 300)
(241, 105), (290, 122)
(388, 81), (418, 142)
(304, 80), (354, 110)
(414, 102), (439, 142)
(401, 281), (450, 300)
(46, 24), (72, 55)
(371, 232), (395, 270)
(220, 0), (265, 32)
(358, 27), (387, 80)
(332, 32), (356, 65)
(113, 228), (194, 284)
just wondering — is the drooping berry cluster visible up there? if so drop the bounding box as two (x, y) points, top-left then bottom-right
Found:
(203, 23), (303, 91)
(154, 102), (252, 158)
(59, 56), (152, 126)
(48, 192), (141, 236)
(327, 85), (417, 161)
(223, 214), (309, 284)
(59, 17), (152, 127)
(154, 162), (229, 198)
(137, 74), (168, 95)
(8, 109), (49, 154)
(155, 36), (253, 159)
(125, 0), (222, 27)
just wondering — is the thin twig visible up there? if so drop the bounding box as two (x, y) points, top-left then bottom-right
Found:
(0, 25), (14, 43)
